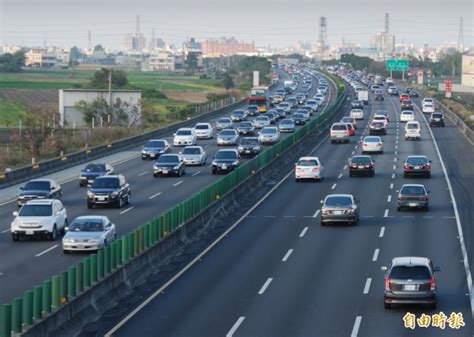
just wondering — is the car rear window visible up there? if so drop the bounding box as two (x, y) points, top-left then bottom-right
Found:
(400, 186), (426, 195)
(332, 124), (347, 131)
(195, 124), (209, 130)
(406, 123), (419, 129)
(402, 111), (413, 115)
(298, 159), (319, 166)
(406, 157), (428, 165)
(325, 196), (352, 207)
(351, 156), (371, 164)
(432, 113), (443, 118)
(389, 266), (431, 280)
(365, 137), (381, 143)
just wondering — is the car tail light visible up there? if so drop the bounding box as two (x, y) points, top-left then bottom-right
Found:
(399, 196), (408, 200)
(365, 164), (372, 168)
(363, 144), (368, 147)
(378, 143), (383, 146)
(423, 164), (430, 170)
(419, 196), (428, 201)
(385, 277), (392, 291)
(312, 166), (320, 171)
(351, 164), (358, 168)
(404, 165), (411, 169)
(429, 277), (436, 291)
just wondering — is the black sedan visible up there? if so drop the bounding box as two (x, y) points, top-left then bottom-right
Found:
(238, 137), (262, 157)
(348, 155), (375, 177)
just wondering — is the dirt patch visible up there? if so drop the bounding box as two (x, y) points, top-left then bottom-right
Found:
(0, 89), (58, 112)
(163, 90), (222, 104)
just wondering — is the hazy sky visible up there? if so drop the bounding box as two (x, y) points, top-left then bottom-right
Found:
(0, 0), (473, 49)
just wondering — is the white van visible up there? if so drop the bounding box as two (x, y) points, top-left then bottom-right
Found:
(405, 121), (421, 140)
(330, 123), (350, 143)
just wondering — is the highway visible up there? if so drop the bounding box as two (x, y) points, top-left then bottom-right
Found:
(0, 70), (333, 304)
(107, 82), (473, 336)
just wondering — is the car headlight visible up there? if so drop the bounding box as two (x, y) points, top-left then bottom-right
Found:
(238, 146), (244, 151)
(232, 160), (239, 166)
(88, 239), (100, 244)
(87, 191), (94, 197)
(111, 191), (119, 197)
(173, 165), (180, 170)
(63, 238), (75, 243)
(212, 161), (217, 166)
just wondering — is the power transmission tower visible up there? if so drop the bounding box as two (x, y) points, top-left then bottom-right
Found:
(88, 30), (92, 50)
(317, 17), (327, 56)
(384, 13), (390, 34)
(458, 17), (464, 52)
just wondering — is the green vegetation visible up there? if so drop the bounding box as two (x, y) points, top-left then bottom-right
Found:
(0, 100), (29, 126)
(0, 51), (25, 72)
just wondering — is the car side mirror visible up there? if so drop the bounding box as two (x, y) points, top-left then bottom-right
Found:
(427, 190), (431, 194)
(381, 266), (388, 271)
(64, 227), (69, 232)
(105, 224), (112, 230)
(434, 266), (441, 272)
(12, 211), (19, 217)
(429, 160), (432, 163)
(50, 187), (55, 190)
(87, 184), (92, 188)
(320, 200), (324, 204)
(19, 187), (24, 190)
(173, 133), (176, 136)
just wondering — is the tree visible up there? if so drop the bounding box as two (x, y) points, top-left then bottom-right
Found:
(222, 72), (235, 90)
(93, 44), (105, 52)
(0, 51), (25, 72)
(185, 54), (199, 74)
(74, 97), (109, 125)
(89, 68), (128, 89)
(69, 46), (82, 62)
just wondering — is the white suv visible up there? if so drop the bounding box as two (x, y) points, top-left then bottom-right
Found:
(173, 128), (197, 146)
(11, 199), (68, 241)
(194, 123), (213, 139)
(405, 121), (421, 140)
(295, 156), (325, 181)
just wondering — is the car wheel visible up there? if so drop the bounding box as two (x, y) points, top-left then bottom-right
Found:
(141, 156), (146, 160)
(182, 168), (186, 175)
(153, 173), (158, 178)
(397, 206), (402, 212)
(403, 173), (407, 178)
(116, 197), (123, 209)
(384, 302), (391, 309)
(11, 234), (19, 242)
(424, 205), (429, 212)
(370, 172), (375, 177)
(320, 221), (326, 226)
(330, 140), (334, 144)
(87, 202), (93, 209)
(127, 193), (131, 205)
(349, 172), (353, 177)
(426, 172), (431, 178)
(212, 169), (216, 175)
(62, 219), (68, 235)
(50, 225), (58, 241)
(63, 249), (70, 254)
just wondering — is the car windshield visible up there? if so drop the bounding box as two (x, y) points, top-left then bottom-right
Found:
(176, 130), (192, 136)
(218, 118), (231, 123)
(232, 111), (244, 116)
(342, 117), (354, 123)
(182, 148), (201, 155)
(69, 219), (104, 232)
(400, 186), (426, 195)
(407, 123), (419, 129)
(377, 111), (388, 116)
(248, 106), (258, 111)
(92, 178), (119, 188)
(261, 128), (276, 134)
(424, 103), (433, 107)
(293, 114), (304, 119)
(352, 109), (362, 113)
(241, 138), (258, 145)
(332, 124), (347, 130)
(307, 100), (317, 105)
(157, 156), (179, 164)
(280, 103), (289, 107)
(146, 140), (165, 148)
(298, 159), (319, 166)
(281, 120), (293, 125)
(406, 157), (428, 165)
(18, 205), (52, 216)
(215, 151), (237, 160)
(325, 196), (352, 207)
(389, 266), (431, 280)
(195, 124), (209, 130)
(220, 130), (236, 136)
(352, 156), (371, 164)
(24, 181), (50, 191)
(240, 122), (252, 128)
(84, 164), (106, 172)
(256, 117), (268, 122)
(365, 137), (381, 143)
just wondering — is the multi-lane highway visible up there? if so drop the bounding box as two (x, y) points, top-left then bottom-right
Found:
(0, 70), (334, 305)
(105, 80), (473, 336)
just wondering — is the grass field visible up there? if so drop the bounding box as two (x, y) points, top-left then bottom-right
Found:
(0, 99), (29, 126)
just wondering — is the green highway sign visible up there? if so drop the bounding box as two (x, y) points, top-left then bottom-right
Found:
(386, 59), (409, 71)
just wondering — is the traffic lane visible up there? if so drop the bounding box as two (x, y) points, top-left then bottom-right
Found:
(0, 75), (329, 303)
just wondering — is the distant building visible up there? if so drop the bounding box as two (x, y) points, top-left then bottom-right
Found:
(25, 49), (58, 67)
(462, 54), (474, 87)
(371, 32), (395, 59)
(148, 51), (176, 71)
(201, 37), (255, 57)
(59, 89), (142, 127)
(182, 38), (203, 68)
(2, 46), (22, 54)
(125, 33), (147, 51)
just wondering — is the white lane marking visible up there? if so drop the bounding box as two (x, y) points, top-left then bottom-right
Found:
(35, 244), (58, 257)
(384, 209), (389, 217)
(0, 199), (16, 207)
(148, 192), (162, 200)
(226, 317), (245, 337)
(1, 228), (11, 233)
(395, 145), (398, 150)
(394, 150), (398, 155)
(282, 249), (294, 262)
(338, 173), (343, 179)
(372, 249), (380, 262)
(258, 277), (273, 294)
(138, 171), (148, 177)
(351, 316), (363, 337)
(387, 195), (392, 202)
(389, 183), (394, 189)
(443, 216), (456, 219)
(192, 171), (202, 176)
(103, 75), (335, 337)
(363, 278), (372, 294)
(173, 181), (183, 187)
(283, 215), (296, 218)
(379, 227), (385, 237)
(119, 206), (135, 214)
(392, 165), (396, 170)
(391, 173), (395, 179)
(313, 209), (321, 218)
(344, 164), (348, 170)
(331, 183), (337, 190)
(416, 103), (474, 319)
(299, 227), (308, 237)
(423, 216), (434, 219)
(396, 140), (399, 144)
(354, 145), (358, 149)
(264, 215), (276, 218)
(393, 157), (397, 162)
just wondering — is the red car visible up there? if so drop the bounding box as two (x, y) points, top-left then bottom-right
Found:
(400, 94), (410, 102)
(345, 123), (356, 136)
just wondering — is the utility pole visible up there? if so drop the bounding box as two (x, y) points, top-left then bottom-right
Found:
(108, 68), (112, 125)
(458, 17), (464, 52)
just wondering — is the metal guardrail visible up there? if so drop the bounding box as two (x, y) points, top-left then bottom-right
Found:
(433, 99), (474, 145)
(0, 78), (345, 337)
(0, 96), (241, 189)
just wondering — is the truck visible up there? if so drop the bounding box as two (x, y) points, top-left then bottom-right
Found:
(248, 86), (269, 113)
(358, 90), (369, 105)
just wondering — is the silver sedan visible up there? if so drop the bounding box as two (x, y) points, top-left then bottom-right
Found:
(62, 216), (116, 253)
(180, 146), (207, 166)
(217, 129), (239, 145)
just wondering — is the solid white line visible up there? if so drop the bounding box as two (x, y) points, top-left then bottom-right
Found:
(282, 249), (294, 262)
(363, 278), (372, 294)
(0, 199), (16, 207)
(344, 164), (348, 170)
(148, 192), (161, 200)
(331, 183), (337, 190)
(119, 206), (135, 214)
(351, 151), (355, 155)
(379, 227), (385, 237)
(192, 171), (202, 176)
(389, 183), (394, 189)
(299, 227), (308, 237)
(416, 103), (474, 319)
(258, 277), (273, 294)
(226, 317), (245, 337)
(391, 173), (395, 179)
(372, 249), (380, 262)
(173, 181), (183, 187)
(313, 209), (321, 218)
(392, 165), (396, 170)
(103, 76), (335, 337)
(387, 195), (392, 202)
(384, 209), (389, 217)
(338, 173), (343, 179)
(138, 171), (148, 177)
(351, 316), (363, 337)
(1, 228), (11, 233)
(35, 244), (58, 257)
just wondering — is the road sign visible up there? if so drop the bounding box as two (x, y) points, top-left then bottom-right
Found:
(445, 92), (452, 98)
(417, 71), (424, 85)
(386, 59), (409, 72)
(444, 80), (452, 92)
